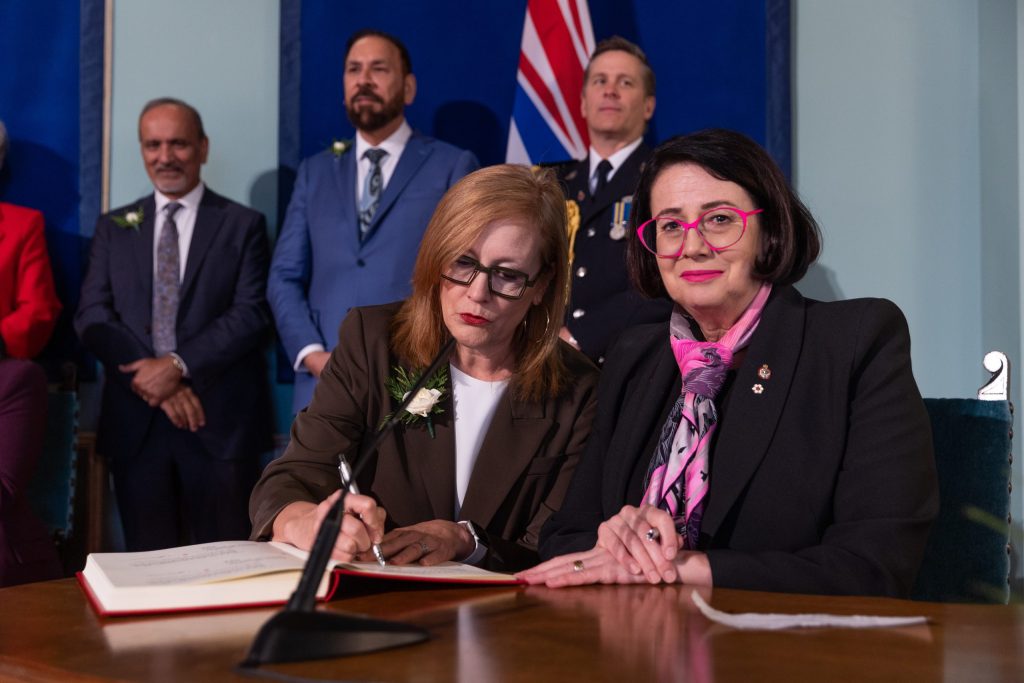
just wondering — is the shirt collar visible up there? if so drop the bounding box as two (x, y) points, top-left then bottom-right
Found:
(355, 119), (412, 161)
(155, 181), (205, 214)
(588, 137), (644, 182)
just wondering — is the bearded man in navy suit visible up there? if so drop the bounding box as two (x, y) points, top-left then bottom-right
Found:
(269, 29), (478, 413)
(76, 98), (272, 551)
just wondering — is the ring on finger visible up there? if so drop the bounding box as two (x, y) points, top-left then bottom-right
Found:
(645, 528), (660, 542)
(419, 541), (430, 554)
(572, 560), (585, 572)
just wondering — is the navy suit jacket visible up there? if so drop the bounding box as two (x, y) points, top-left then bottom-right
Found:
(75, 188), (273, 464)
(540, 286), (939, 597)
(556, 146), (671, 363)
(268, 132), (478, 412)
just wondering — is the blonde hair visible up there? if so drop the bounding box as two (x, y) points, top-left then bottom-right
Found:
(392, 164), (570, 402)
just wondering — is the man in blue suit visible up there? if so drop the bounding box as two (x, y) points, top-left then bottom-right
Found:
(269, 29), (478, 413)
(76, 98), (272, 551)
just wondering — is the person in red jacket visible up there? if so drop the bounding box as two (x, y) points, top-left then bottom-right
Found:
(0, 118), (63, 586)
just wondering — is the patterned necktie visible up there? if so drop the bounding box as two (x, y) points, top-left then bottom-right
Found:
(358, 148), (388, 238)
(152, 202), (182, 356)
(592, 158), (612, 200)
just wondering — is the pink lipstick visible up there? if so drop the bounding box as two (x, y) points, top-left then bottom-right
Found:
(681, 270), (722, 283)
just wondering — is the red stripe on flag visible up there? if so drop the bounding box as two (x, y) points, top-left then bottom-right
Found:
(527, 0), (589, 149)
(567, 0), (587, 54)
(518, 54), (572, 144)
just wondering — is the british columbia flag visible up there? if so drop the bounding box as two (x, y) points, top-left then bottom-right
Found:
(505, 0), (595, 164)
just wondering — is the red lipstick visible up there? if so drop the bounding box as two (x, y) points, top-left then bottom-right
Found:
(459, 313), (488, 325)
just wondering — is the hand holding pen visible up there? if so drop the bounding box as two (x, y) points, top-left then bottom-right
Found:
(338, 453), (387, 566)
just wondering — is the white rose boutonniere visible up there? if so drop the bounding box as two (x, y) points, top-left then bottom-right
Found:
(381, 365), (449, 438)
(330, 139), (352, 158)
(111, 206), (145, 231)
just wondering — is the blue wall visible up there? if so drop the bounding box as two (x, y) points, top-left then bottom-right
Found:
(0, 2), (88, 368)
(291, 1), (780, 168)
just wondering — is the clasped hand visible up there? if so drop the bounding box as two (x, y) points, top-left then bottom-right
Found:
(120, 356), (182, 405)
(518, 504), (711, 587)
(120, 356), (205, 431)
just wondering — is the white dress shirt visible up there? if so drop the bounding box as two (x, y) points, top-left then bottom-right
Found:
(587, 136), (644, 194)
(153, 182), (204, 281)
(354, 119), (412, 200)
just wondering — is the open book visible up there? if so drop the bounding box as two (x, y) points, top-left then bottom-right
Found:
(78, 540), (520, 617)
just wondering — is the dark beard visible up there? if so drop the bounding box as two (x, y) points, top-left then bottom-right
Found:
(345, 90), (405, 134)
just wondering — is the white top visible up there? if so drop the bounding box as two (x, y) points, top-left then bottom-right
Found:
(587, 136), (644, 194)
(153, 182), (204, 281)
(450, 363), (509, 518)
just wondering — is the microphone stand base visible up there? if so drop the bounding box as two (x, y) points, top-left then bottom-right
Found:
(240, 609), (429, 665)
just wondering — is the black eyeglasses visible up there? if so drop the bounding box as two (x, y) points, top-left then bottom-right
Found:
(441, 255), (541, 300)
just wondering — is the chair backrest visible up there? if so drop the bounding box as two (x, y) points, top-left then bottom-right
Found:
(26, 387), (79, 539)
(912, 351), (1013, 603)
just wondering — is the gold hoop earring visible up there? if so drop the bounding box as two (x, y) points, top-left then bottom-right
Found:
(523, 306), (551, 341)
(535, 307), (551, 342)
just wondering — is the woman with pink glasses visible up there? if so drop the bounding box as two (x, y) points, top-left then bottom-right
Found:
(521, 129), (938, 597)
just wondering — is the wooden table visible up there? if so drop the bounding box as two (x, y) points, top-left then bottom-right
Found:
(0, 578), (1020, 682)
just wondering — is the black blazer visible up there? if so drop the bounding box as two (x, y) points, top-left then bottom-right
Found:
(556, 146), (671, 362)
(540, 285), (939, 597)
(75, 188), (273, 463)
(250, 303), (599, 571)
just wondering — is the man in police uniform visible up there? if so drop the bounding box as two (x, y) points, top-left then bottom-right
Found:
(555, 37), (670, 364)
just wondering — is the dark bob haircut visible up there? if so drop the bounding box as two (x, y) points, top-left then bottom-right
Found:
(627, 128), (821, 299)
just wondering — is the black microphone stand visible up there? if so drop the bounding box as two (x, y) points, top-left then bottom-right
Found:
(241, 338), (456, 666)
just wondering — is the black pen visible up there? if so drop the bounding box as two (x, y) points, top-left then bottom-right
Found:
(337, 453), (386, 566)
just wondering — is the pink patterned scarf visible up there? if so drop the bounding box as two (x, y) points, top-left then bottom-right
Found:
(642, 283), (772, 549)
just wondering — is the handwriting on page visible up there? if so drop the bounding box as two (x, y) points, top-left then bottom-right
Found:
(94, 541), (305, 587)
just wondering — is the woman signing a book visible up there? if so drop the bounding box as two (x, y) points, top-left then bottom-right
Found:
(249, 165), (598, 571)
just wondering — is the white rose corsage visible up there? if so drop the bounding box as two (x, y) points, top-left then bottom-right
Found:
(381, 365), (448, 438)
(111, 206), (145, 231)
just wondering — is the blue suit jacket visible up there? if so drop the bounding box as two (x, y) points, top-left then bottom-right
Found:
(268, 131), (478, 412)
(74, 188), (273, 464)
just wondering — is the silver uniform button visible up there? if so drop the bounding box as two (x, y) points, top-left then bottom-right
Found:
(576, 267), (587, 278)
(586, 228), (596, 237)
(572, 308), (585, 319)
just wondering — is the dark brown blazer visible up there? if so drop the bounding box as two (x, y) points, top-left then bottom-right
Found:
(540, 286), (939, 597)
(250, 302), (599, 571)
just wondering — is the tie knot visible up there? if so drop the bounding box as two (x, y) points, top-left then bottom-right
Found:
(364, 148), (387, 165)
(165, 202), (182, 219)
(670, 338), (733, 398)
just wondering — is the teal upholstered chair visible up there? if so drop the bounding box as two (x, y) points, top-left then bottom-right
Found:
(26, 372), (79, 552)
(912, 352), (1014, 603)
